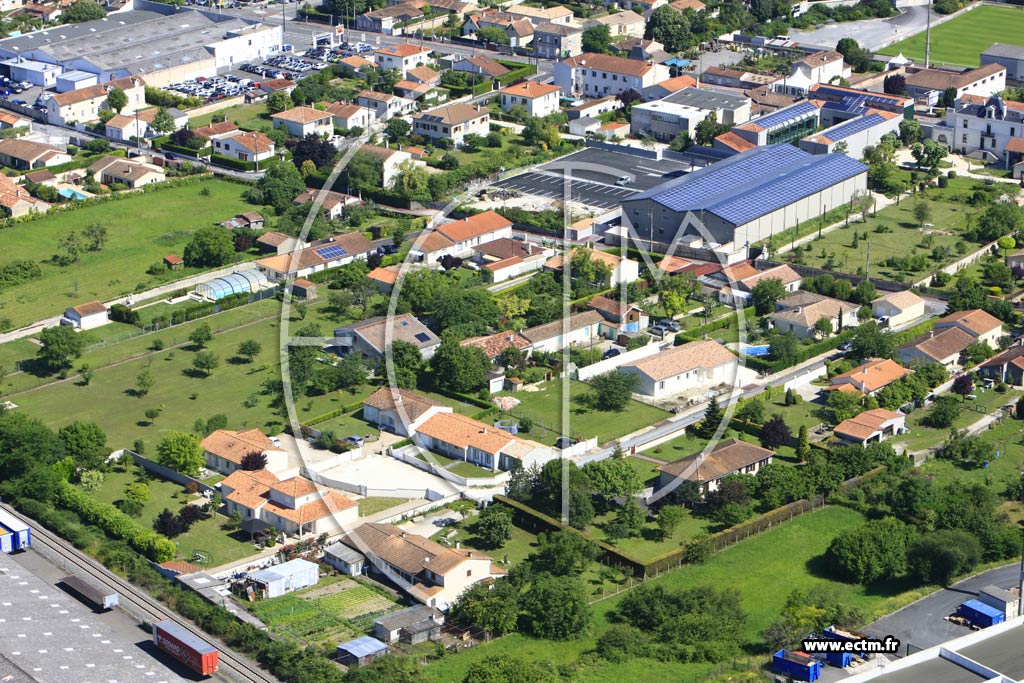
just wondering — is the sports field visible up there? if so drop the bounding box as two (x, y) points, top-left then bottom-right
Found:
(879, 5), (1024, 67)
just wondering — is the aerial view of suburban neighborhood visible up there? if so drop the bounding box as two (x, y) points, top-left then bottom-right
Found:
(6, 0), (1024, 680)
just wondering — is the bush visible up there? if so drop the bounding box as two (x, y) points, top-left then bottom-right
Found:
(937, 176), (948, 188)
(54, 482), (174, 561)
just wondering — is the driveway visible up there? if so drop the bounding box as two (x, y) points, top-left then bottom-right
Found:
(862, 562), (1019, 656)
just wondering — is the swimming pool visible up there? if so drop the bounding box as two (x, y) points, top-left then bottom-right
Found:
(740, 344), (771, 357)
(58, 188), (89, 200)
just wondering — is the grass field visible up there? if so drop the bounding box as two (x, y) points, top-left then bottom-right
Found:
(895, 386), (1020, 452)
(0, 179), (255, 329)
(499, 380), (671, 446)
(8, 299), (378, 449)
(424, 505), (945, 683)
(189, 102), (270, 130)
(90, 463), (255, 565)
(785, 178), (980, 280)
(878, 5), (1024, 66)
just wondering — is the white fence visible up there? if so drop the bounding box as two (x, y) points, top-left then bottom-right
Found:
(390, 445), (512, 488)
(574, 343), (665, 382)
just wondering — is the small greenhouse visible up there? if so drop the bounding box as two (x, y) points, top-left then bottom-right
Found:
(195, 269), (270, 300)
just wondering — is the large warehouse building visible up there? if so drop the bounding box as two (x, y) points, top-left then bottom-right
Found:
(0, 8), (280, 87)
(620, 144), (868, 255)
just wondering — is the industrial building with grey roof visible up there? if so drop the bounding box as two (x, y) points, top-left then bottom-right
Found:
(619, 144), (867, 256)
(0, 8), (279, 86)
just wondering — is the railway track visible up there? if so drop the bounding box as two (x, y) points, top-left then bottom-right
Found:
(0, 503), (279, 683)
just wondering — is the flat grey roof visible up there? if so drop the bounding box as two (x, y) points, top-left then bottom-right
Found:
(958, 626), (1024, 680)
(873, 657), (988, 683)
(661, 86), (750, 110)
(0, 552), (189, 683)
(0, 9), (257, 73)
(983, 43), (1024, 59)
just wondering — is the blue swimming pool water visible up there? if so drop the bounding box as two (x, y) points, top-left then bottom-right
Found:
(58, 188), (88, 200)
(740, 344), (771, 357)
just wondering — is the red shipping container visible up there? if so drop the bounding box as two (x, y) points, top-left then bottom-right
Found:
(153, 619), (219, 676)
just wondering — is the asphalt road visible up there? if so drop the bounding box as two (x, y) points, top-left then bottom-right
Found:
(790, 5), (940, 52)
(862, 562), (1021, 656)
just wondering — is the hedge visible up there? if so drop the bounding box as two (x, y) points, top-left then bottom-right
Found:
(495, 63), (537, 88)
(0, 126), (30, 139)
(210, 154), (256, 171)
(157, 139), (211, 158)
(55, 482), (175, 562)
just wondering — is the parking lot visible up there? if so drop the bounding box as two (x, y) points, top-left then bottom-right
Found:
(492, 147), (694, 209)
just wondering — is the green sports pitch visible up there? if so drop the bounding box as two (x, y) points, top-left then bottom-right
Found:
(878, 4), (1024, 67)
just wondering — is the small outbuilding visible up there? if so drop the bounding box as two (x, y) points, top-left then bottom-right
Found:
(322, 543), (366, 576)
(336, 636), (387, 667)
(249, 558), (319, 599)
(61, 301), (108, 330)
(164, 254), (184, 269)
(373, 605), (444, 644)
(289, 278), (317, 302)
(977, 585), (1020, 620)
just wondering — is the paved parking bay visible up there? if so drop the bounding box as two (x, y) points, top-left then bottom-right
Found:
(492, 147), (693, 209)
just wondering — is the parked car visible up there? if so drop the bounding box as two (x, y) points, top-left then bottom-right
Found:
(648, 325), (667, 338)
(658, 319), (680, 332)
(837, 341), (852, 352)
(602, 348), (621, 360)
(343, 435), (364, 446)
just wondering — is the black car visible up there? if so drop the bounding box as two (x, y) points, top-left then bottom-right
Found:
(602, 348), (621, 360)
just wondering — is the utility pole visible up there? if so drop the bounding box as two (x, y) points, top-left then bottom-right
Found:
(865, 240), (871, 279)
(925, 0), (933, 69)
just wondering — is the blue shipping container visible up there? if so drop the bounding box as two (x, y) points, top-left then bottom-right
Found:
(0, 508), (30, 550)
(772, 650), (822, 682)
(823, 626), (868, 658)
(825, 651), (853, 668)
(0, 527), (12, 554)
(959, 599), (1005, 628)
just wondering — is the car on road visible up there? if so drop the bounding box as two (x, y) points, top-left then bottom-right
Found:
(163, 152), (177, 160)
(615, 175), (632, 186)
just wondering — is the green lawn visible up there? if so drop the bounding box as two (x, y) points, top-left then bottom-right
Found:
(499, 380), (671, 446)
(0, 298), (281, 395)
(424, 505), (937, 683)
(586, 504), (712, 561)
(895, 387), (1021, 452)
(189, 102), (270, 130)
(90, 463), (256, 566)
(357, 497), (413, 517)
(785, 180), (979, 280)
(878, 5), (1024, 66)
(0, 179), (256, 328)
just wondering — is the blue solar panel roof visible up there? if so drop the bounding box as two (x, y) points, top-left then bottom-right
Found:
(823, 113), (887, 142)
(315, 245), (348, 260)
(746, 101), (819, 131)
(624, 145), (868, 227)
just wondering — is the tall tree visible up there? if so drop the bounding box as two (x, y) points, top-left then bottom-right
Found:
(183, 226), (235, 268)
(37, 325), (86, 373)
(105, 87), (127, 113)
(156, 431), (204, 476)
(588, 370), (640, 411)
(58, 421), (107, 470)
(751, 277), (787, 315)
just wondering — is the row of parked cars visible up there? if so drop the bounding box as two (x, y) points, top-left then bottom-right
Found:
(303, 42), (374, 65)
(263, 54), (319, 74)
(166, 75), (251, 103)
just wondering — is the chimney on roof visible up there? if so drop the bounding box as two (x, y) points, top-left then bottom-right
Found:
(455, 541), (460, 549)
(929, 330), (934, 339)
(401, 531), (407, 538)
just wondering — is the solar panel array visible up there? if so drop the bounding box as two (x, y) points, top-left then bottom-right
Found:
(315, 245), (348, 260)
(749, 101), (819, 131)
(627, 145), (867, 228)
(712, 153), (868, 226)
(824, 113), (886, 142)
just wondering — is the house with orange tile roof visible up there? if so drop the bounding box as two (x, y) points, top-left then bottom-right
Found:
(460, 330), (532, 360)
(641, 74), (698, 101)
(621, 340), (737, 399)
(414, 411), (553, 471)
(705, 261), (802, 306)
(325, 102), (373, 132)
(368, 264), (403, 292)
(657, 439), (774, 496)
(256, 231), (375, 280)
(357, 90), (418, 121)
(61, 301), (107, 331)
(362, 387), (452, 437)
(337, 523), (505, 610)
(830, 358), (911, 396)
(45, 75), (145, 126)
(768, 291), (858, 340)
(412, 103), (490, 147)
(472, 237), (553, 282)
(201, 429), (289, 475)
(332, 313), (440, 360)
(498, 81), (560, 117)
(898, 326), (979, 369)
(544, 246), (640, 286)
(271, 106), (334, 138)
(0, 171), (47, 218)
(409, 210), (513, 263)
(220, 469), (358, 537)
(933, 309), (1004, 348)
(834, 408), (906, 446)
(555, 52), (670, 98)
(373, 43), (432, 76)
(587, 294), (648, 337)
(979, 345), (1024, 386)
